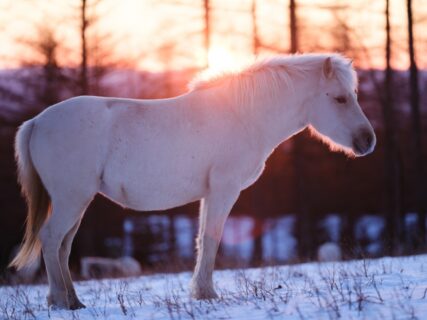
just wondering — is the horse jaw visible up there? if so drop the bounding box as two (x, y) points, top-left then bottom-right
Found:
(307, 125), (356, 158)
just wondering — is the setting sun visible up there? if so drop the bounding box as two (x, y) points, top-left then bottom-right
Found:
(207, 47), (249, 72)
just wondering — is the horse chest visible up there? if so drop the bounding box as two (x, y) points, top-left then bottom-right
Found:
(206, 149), (267, 192)
(240, 162), (266, 190)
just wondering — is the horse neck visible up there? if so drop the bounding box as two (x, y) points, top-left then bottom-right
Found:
(246, 73), (317, 151)
(187, 71), (318, 153)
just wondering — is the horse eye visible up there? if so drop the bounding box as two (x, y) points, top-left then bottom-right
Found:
(334, 96), (347, 104)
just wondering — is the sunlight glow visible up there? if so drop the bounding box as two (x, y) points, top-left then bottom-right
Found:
(0, 0), (424, 70)
(207, 47), (246, 72)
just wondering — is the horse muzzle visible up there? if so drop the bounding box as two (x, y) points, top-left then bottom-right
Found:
(352, 128), (376, 156)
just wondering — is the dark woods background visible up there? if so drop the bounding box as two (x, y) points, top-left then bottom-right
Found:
(1, 0), (427, 274)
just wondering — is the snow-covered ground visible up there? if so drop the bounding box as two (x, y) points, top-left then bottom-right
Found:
(2, 255), (427, 320)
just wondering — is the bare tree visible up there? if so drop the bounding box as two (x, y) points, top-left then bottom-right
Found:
(287, 0), (314, 260)
(76, 0), (122, 96)
(203, 0), (211, 68)
(382, 0), (403, 255)
(17, 26), (66, 115)
(289, 0), (298, 54)
(0, 22), (72, 128)
(249, 0), (264, 264)
(80, 0), (89, 95)
(406, 0), (425, 249)
(329, 4), (353, 56)
(31, 27), (64, 107)
(251, 0), (260, 56)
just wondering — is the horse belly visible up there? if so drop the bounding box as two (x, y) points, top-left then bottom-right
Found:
(99, 160), (207, 211)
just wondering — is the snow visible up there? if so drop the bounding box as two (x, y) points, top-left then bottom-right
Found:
(2, 255), (427, 319)
(123, 214), (298, 263)
(355, 215), (385, 241)
(262, 216), (297, 261)
(355, 215), (385, 256)
(174, 216), (195, 259)
(222, 216), (256, 261)
(321, 214), (341, 243)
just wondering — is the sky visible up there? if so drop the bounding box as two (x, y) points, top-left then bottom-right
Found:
(0, 0), (426, 71)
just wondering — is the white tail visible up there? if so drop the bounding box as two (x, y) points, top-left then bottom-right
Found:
(9, 120), (51, 270)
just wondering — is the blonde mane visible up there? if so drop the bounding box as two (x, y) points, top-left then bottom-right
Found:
(188, 53), (357, 106)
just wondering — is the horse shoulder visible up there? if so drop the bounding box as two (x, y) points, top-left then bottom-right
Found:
(207, 143), (267, 193)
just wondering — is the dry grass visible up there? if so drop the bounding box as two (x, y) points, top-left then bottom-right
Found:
(1, 256), (426, 319)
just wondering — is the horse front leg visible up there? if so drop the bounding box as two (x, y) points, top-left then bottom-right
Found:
(191, 190), (240, 300)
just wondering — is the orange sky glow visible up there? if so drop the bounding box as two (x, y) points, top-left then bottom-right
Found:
(0, 0), (426, 72)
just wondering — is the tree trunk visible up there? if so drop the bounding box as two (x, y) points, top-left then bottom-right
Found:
(406, 0), (425, 249)
(289, 0), (298, 54)
(251, 0), (259, 56)
(382, 0), (403, 255)
(203, 0), (211, 68)
(250, 0), (263, 261)
(288, 0), (312, 260)
(80, 0), (89, 95)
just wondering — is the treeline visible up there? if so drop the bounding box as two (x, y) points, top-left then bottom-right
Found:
(1, 67), (426, 271)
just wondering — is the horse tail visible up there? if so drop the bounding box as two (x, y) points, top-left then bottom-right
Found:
(9, 120), (51, 270)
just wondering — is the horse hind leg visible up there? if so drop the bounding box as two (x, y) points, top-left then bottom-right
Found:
(59, 216), (86, 310)
(39, 195), (93, 309)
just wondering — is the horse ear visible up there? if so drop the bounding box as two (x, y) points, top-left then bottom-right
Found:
(323, 57), (333, 79)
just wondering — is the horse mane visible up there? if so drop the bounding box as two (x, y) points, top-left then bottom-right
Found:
(188, 53), (357, 105)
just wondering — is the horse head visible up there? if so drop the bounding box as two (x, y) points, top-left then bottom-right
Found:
(308, 56), (376, 157)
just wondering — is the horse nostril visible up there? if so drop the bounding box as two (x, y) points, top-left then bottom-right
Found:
(353, 128), (375, 155)
(364, 131), (373, 147)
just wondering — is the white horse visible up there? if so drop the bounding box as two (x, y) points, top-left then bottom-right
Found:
(10, 53), (375, 310)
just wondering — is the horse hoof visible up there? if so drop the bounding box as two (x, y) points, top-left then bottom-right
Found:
(191, 287), (219, 300)
(47, 294), (69, 310)
(69, 300), (86, 310)
(48, 301), (70, 310)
